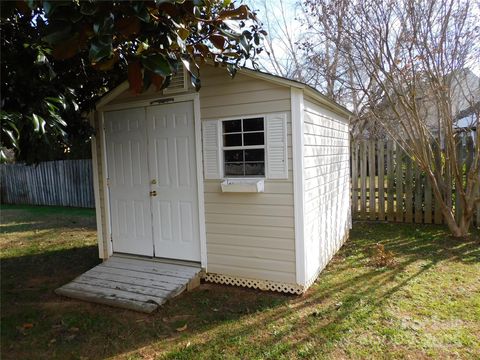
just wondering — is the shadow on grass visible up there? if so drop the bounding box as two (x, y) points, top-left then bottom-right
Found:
(1, 222), (479, 359)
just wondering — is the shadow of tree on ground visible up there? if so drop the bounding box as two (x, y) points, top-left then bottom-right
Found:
(1, 220), (479, 359)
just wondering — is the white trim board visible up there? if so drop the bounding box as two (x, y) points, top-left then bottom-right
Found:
(291, 87), (306, 286)
(90, 112), (105, 259)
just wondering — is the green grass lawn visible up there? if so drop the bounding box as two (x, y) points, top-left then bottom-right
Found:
(1, 205), (479, 359)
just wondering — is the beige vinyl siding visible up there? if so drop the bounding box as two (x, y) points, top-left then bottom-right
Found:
(303, 98), (350, 284)
(200, 65), (296, 284)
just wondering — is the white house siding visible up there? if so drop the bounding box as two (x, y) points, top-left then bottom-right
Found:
(303, 98), (351, 284)
(199, 65), (297, 284)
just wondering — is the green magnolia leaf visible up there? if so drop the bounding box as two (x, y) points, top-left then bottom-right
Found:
(94, 13), (115, 35)
(31, 114), (46, 133)
(141, 54), (172, 77)
(89, 40), (113, 63)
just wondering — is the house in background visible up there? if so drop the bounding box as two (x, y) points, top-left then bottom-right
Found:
(57, 64), (351, 312)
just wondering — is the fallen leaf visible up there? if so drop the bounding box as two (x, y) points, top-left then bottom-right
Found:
(22, 323), (34, 329)
(176, 324), (188, 332)
(69, 327), (80, 332)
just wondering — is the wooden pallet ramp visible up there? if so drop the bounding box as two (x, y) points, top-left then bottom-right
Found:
(55, 256), (201, 313)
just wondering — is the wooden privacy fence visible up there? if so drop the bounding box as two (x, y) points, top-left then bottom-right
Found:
(351, 139), (480, 227)
(0, 159), (94, 208)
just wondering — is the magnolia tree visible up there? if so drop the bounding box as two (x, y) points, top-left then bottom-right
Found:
(303, 0), (480, 236)
(1, 0), (265, 163)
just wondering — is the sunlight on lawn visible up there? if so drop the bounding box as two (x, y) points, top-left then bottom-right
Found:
(1, 205), (479, 360)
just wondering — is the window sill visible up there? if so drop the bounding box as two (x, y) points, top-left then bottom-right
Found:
(221, 178), (265, 193)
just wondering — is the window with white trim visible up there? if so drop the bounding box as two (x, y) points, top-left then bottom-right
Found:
(222, 117), (265, 176)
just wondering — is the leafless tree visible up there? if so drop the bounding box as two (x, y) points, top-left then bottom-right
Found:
(304, 0), (480, 236)
(246, 0), (306, 81)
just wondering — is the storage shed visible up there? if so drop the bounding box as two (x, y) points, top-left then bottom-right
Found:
(88, 64), (351, 296)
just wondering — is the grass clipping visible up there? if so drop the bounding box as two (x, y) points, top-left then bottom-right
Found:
(369, 243), (397, 268)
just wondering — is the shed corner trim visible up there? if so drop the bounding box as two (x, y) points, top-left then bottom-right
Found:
(290, 87), (307, 286)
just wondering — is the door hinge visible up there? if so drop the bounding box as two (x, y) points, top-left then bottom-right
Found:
(106, 178), (110, 187)
(110, 234), (113, 242)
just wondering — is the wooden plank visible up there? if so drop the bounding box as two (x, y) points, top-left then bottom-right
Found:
(103, 259), (200, 279)
(424, 172), (433, 224)
(72, 276), (177, 298)
(351, 141), (359, 219)
(377, 141), (385, 221)
(85, 266), (189, 285)
(55, 287), (158, 313)
(84, 269), (184, 291)
(395, 144), (404, 222)
(368, 140), (376, 220)
(386, 140), (395, 221)
(59, 281), (166, 304)
(414, 163), (423, 224)
(433, 143), (443, 224)
(455, 140), (464, 223)
(405, 155), (413, 223)
(0, 159), (95, 208)
(360, 140), (367, 220)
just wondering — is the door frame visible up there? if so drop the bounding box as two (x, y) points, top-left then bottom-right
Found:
(97, 92), (207, 269)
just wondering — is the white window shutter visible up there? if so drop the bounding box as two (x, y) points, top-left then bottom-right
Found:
(202, 120), (221, 179)
(266, 113), (288, 179)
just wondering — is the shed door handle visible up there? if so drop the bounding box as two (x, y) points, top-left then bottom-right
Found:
(150, 190), (157, 197)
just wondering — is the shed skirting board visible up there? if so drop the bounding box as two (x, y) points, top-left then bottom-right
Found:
(204, 273), (305, 295)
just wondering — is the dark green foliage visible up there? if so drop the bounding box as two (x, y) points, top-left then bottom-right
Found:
(1, 1), (265, 163)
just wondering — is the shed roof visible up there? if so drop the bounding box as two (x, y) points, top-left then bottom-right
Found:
(96, 65), (353, 119)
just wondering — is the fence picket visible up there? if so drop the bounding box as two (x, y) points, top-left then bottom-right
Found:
(369, 140), (376, 220)
(387, 141), (395, 222)
(360, 141), (367, 220)
(455, 141), (464, 222)
(0, 160), (94, 208)
(405, 155), (413, 223)
(395, 144), (404, 222)
(414, 163), (422, 223)
(351, 142), (359, 217)
(378, 141), (385, 221)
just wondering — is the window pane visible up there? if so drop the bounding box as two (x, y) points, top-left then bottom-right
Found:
(225, 163), (244, 176)
(243, 132), (264, 146)
(224, 134), (242, 147)
(245, 149), (264, 162)
(245, 162), (265, 176)
(243, 117), (264, 132)
(224, 150), (244, 162)
(223, 120), (241, 133)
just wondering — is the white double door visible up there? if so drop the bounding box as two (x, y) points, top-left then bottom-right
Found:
(104, 101), (200, 261)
